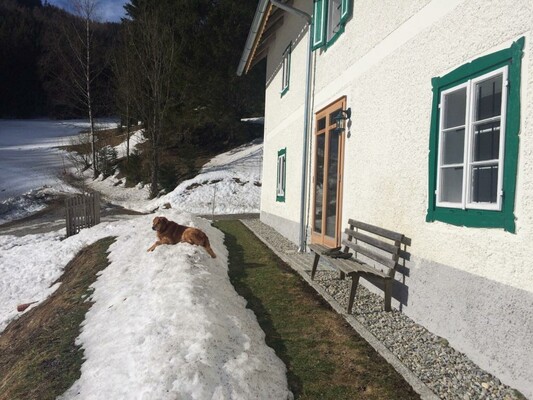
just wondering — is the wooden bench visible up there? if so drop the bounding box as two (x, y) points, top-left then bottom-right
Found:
(309, 219), (411, 313)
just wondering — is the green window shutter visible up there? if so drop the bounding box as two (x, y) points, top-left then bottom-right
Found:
(312, 0), (326, 50)
(340, 0), (352, 24)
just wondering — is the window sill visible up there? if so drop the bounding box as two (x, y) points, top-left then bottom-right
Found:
(426, 206), (515, 233)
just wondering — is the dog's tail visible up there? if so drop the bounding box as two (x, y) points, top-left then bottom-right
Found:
(204, 239), (216, 258)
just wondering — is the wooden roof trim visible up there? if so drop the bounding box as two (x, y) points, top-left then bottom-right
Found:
(244, 2), (274, 75)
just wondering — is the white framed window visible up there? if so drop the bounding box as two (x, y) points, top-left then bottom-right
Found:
(276, 148), (286, 201)
(281, 43), (291, 96)
(436, 67), (508, 211)
(427, 37), (523, 232)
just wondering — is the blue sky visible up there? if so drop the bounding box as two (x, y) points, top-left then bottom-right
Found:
(47, 0), (128, 22)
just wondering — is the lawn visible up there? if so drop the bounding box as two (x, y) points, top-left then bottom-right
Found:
(0, 237), (115, 400)
(215, 220), (419, 400)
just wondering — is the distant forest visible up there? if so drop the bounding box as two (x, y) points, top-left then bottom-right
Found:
(0, 0), (266, 196)
(0, 0), (265, 139)
(0, 0), (113, 117)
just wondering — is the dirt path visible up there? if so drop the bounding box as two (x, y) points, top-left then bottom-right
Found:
(0, 193), (259, 237)
(0, 194), (143, 237)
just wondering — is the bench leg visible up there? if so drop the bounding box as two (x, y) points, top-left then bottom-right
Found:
(311, 253), (320, 280)
(347, 274), (360, 314)
(383, 279), (392, 312)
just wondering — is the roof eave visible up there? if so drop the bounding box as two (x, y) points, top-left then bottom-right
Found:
(236, 0), (271, 76)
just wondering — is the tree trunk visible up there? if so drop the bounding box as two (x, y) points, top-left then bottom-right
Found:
(86, 14), (97, 179)
(150, 142), (159, 198)
(149, 110), (159, 198)
(126, 103), (130, 164)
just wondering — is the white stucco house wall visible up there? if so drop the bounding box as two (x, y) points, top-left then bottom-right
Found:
(237, 0), (533, 398)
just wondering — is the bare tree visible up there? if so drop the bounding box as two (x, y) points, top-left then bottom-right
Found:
(47, 0), (106, 179)
(72, 0), (98, 178)
(113, 27), (135, 165)
(125, 6), (177, 198)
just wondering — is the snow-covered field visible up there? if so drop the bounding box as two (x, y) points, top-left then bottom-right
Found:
(0, 128), (286, 398)
(0, 119), (118, 224)
(86, 139), (263, 215)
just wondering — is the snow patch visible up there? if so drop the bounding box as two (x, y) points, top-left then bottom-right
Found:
(0, 211), (291, 399)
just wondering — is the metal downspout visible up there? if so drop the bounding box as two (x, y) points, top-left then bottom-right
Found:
(269, 1), (313, 253)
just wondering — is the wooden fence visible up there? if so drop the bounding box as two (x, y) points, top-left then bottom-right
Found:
(65, 192), (101, 237)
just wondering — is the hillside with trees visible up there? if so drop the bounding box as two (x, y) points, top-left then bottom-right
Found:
(0, 0), (265, 197)
(0, 0), (117, 118)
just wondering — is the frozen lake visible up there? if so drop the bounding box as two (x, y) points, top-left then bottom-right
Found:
(0, 119), (117, 202)
(0, 119), (117, 223)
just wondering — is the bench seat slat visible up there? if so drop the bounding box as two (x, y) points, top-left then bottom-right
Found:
(334, 258), (390, 279)
(309, 247), (391, 279)
(341, 239), (397, 269)
(348, 219), (408, 244)
(308, 243), (330, 254)
(344, 228), (399, 255)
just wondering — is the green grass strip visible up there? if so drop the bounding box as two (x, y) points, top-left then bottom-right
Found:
(215, 220), (419, 400)
(0, 237), (115, 400)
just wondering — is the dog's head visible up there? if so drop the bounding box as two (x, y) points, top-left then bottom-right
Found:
(152, 216), (168, 231)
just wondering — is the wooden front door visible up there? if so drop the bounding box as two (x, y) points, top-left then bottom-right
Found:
(311, 97), (346, 247)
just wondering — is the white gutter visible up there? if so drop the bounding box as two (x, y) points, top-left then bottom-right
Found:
(236, 0), (270, 77)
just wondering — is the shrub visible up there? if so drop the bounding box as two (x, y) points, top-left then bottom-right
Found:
(96, 146), (118, 178)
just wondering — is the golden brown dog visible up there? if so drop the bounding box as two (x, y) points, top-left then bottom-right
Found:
(147, 216), (216, 258)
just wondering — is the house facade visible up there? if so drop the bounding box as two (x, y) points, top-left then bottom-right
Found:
(238, 0), (533, 397)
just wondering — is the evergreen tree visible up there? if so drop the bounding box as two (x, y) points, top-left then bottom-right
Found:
(0, 0), (46, 117)
(118, 0), (265, 192)
(124, 0), (179, 197)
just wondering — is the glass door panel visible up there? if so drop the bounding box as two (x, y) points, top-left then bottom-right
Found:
(325, 131), (339, 237)
(314, 133), (325, 233)
(311, 98), (345, 247)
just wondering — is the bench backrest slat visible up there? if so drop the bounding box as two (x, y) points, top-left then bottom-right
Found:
(344, 228), (399, 255)
(348, 219), (410, 245)
(340, 219), (412, 279)
(399, 248), (411, 261)
(342, 239), (397, 270)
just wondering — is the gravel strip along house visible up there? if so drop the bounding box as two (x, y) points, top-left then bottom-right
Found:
(237, 1), (533, 398)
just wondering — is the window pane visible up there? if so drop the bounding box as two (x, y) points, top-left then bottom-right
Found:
(475, 74), (502, 121)
(282, 50), (290, 90)
(441, 128), (465, 165)
(440, 167), (463, 203)
(443, 88), (467, 129)
(329, 108), (342, 126)
(277, 156), (283, 195)
(473, 121), (500, 162)
(314, 135), (325, 233)
(326, 132), (339, 237)
(471, 165), (498, 203)
(282, 60), (287, 87)
(280, 155), (287, 196)
(317, 117), (326, 131)
(327, 0), (342, 41)
(280, 157), (285, 194)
